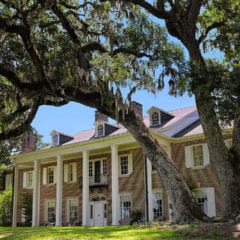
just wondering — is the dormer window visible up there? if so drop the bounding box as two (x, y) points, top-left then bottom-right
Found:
(151, 112), (160, 126)
(148, 106), (174, 128)
(52, 134), (59, 146)
(97, 124), (104, 137)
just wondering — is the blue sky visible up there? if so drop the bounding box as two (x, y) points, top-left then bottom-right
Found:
(32, 88), (195, 143)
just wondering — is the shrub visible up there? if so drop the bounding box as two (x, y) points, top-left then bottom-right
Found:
(0, 185), (12, 226)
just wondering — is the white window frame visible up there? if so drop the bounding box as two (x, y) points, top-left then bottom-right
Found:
(192, 187), (216, 217)
(66, 197), (79, 224)
(119, 154), (133, 176)
(185, 143), (210, 169)
(45, 199), (56, 224)
(43, 166), (56, 185)
(120, 193), (132, 220)
(88, 158), (108, 185)
(64, 162), (77, 183)
(151, 111), (160, 126)
(95, 123), (105, 137)
(23, 170), (33, 189)
(52, 134), (59, 146)
(152, 190), (163, 220)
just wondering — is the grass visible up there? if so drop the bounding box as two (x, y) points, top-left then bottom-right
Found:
(0, 225), (180, 240)
(1, 222), (240, 240)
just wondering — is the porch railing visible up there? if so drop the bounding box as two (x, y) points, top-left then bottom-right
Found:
(79, 174), (108, 188)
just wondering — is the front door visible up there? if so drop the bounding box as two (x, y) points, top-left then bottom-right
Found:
(94, 202), (104, 226)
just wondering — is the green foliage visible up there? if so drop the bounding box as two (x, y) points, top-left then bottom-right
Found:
(0, 185), (12, 226)
(0, 0), (186, 140)
(21, 190), (32, 226)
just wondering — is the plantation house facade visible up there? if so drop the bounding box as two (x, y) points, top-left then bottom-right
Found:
(8, 103), (231, 227)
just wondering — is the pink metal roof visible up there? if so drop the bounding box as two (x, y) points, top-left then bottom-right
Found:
(58, 106), (203, 146)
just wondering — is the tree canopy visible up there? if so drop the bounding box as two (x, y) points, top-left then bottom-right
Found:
(0, 0), (187, 140)
(1, 0), (240, 221)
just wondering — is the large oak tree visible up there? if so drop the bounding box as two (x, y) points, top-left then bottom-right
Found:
(115, 0), (240, 218)
(2, 0), (235, 223)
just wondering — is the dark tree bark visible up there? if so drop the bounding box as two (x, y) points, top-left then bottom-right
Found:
(130, 0), (240, 218)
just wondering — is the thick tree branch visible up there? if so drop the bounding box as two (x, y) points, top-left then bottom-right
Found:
(122, 0), (169, 19)
(113, 47), (154, 59)
(187, 0), (202, 36)
(50, 3), (81, 44)
(81, 42), (107, 53)
(0, 64), (50, 96)
(197, 21), (225, 44)
(0, 100), (39, 141)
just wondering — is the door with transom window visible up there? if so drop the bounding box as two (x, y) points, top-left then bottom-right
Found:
(90, 196), (107, 226)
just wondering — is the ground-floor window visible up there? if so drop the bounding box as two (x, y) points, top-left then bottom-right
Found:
(153, 191), (163, 220)
(45, 199), (56, 223)
(120, 194), (132, 219)
(193, 189), (208, 214)
(67, 198), (78, 224)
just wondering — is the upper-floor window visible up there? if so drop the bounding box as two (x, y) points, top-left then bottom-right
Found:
(119, 154), (133, 176)
(52, 134), (59, 146)
(151, 112), (160, 126)
(64, 162), (77, 183)
(185, 144), (210, 168)
(89, 159), (108, 185)
(43, 166), (56, 185)
(192, 145), (204, 167)
(97, 124), (104, 137)
(23, 171), (33, 189)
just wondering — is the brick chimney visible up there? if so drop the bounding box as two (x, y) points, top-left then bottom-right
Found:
(131, 101), (143, 119)
(95, 111), (108, 122)
(22, 131), (36, 153)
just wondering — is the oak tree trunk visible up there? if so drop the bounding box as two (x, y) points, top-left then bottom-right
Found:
(99, 106), (206, 224)
(194, 90), (240, 218)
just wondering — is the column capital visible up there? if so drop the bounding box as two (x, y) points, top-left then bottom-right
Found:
(111, 144), (118, 151)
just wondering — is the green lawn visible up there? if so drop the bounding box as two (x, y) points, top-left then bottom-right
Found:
(1, 223), (239, 240)
(0, 225), (180, 240)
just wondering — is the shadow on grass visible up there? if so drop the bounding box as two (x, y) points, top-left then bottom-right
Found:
(0, 225), (180, 240)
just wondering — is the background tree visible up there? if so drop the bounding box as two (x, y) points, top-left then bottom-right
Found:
(0, 0), (207, 223)
(0, 185), (12, 226)
(0, 127), (47, 191)
(21, 190), (33, 226)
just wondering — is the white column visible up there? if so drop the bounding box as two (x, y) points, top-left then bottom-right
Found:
(111, 145), (120, 225)
(12, 164), (19, 227)
(32, 159), (40, 226)
(147, 158), (153, 222)
(82, 150), (89, 226)
(55, 153), (63, 226)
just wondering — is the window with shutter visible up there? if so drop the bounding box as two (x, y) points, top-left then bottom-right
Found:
(185, 144), (210, 168)
(193, 187), (216, 217)
(64, 163), (77, 183)
(43, 167), (56, 185)
(23, 171), (33, 189)
(119, 154), (133, 176)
